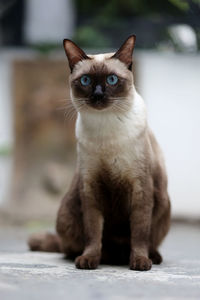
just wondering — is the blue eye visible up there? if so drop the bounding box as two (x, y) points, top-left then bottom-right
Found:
(107, 74), (118, 85)
(80, 75), (91, 86)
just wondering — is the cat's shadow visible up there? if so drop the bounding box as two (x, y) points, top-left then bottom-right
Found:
(62, 254), (129, 268)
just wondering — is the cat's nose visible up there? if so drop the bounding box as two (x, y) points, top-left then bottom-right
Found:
(92, 85), (104, 100)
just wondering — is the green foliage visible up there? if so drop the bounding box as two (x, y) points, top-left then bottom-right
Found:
(74, 0), (199, 48)
(73, 26), (111, 48)
(0, 146), (12, 156)
(168, 0), (189, 11)
(75, 0), (190, 18)
(31, 43), (60, 55)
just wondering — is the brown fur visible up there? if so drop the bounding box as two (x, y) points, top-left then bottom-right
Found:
(28, 36), (171, 271)
(29, 134), (170, 269)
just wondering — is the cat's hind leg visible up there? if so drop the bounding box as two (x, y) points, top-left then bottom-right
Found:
(149, 195), (171, 264)
(149, 249), (163, 264)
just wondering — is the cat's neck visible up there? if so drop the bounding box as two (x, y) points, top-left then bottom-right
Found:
(75, 90), (147, 148)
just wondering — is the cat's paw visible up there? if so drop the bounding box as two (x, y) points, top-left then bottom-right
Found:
(130, 255), (152, 271)
(149, 250), (163, 265)
(75, 254), (100, 269)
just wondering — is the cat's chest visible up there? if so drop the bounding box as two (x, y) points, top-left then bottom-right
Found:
(78, 136), (144, 180)
(76, 105), (147, 179)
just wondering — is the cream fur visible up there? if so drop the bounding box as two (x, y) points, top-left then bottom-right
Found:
(70, 53), (151, 179)
(75, 94), (148, 178)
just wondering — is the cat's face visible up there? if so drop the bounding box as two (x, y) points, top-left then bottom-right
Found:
(63, 36), (136, 113)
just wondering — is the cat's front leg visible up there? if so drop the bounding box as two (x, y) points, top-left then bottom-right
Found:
(75, 184), (103, 269)
(129, 178), (153, 271)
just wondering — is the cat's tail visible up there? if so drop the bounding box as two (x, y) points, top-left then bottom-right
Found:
(28, 232), (61, 253)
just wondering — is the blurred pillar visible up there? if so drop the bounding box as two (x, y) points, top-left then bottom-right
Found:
(24, 0), (75, 45)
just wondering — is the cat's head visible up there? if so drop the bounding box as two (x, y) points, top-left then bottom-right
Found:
(63, 35), (136, 113)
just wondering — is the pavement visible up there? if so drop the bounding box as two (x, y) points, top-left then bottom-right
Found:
(0, 223), (200, 300)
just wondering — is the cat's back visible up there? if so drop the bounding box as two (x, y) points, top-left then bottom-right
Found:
(147, 128), (168, 188)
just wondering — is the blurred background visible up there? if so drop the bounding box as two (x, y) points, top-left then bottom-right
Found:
(0, 0), (200, 225)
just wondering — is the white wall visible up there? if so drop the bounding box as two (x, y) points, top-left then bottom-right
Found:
(0, 53), (13, 205)
(24, 0), (75, 44)
(0, 54), (13, 148)
(137, 51), (200, 218)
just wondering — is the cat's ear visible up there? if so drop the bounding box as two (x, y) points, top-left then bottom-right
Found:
(63, 39), (90, 71)
(112, 35), (136, 70)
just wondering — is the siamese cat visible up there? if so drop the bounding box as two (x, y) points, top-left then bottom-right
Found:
(29, 35), (170, 271)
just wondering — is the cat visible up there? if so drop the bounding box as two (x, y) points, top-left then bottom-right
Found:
(28, 35), (171, 271)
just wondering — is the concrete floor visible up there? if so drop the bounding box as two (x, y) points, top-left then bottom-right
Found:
(0, 223), (200, 300)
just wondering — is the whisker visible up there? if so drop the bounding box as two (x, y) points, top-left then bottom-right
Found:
(63, 106), (77, 123)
